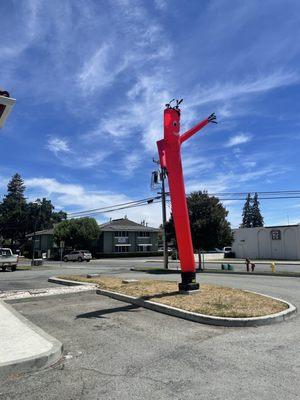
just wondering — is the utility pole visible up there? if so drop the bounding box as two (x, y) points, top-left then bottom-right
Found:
(152, 159), (168, 270)
(31, 200), (41, 266)
(160, 168), (168, 270)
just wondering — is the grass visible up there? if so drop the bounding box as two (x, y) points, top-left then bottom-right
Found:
(133, 266), (300, 277)
(17, 265), (32, 270)
(59, 275), (288, 318)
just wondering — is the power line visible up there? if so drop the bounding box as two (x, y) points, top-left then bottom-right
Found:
(166, 190), (300, 197)
(68, 195), (300, 219)
(211, 190), (300, 195)
(66, 190), (300, 218)
(68, 196), (161, 217)
(69, 199), (162, 218)
(218, 196), (300, 201)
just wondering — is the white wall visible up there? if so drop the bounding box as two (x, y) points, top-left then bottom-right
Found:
(232, 225), (300, 260)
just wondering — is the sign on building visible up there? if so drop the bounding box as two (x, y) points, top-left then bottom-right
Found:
(271, 230), (281, 240)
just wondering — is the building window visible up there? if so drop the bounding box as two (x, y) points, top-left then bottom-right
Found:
(114, 231), (128, 237)
(138, 245), (152, 252)
(138, 231), (150, 237)
(115, 245), (129, 253)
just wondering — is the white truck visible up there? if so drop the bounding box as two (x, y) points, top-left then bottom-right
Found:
(0, 248), (18, 271)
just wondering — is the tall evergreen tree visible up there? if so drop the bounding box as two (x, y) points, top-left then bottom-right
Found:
(251, 192), (264, 227)
(241, 193), (252, 228)
(0, 173), (28, 244)
(0, 173), (67, 246)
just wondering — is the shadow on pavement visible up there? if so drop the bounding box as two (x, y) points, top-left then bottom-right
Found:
(76, 304), (140, 319)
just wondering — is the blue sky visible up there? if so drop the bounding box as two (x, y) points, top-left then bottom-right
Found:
(1, 0), (300, 227)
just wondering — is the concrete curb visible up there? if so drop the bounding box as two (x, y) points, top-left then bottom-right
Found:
(131, 267), (300, 278)
(48, 276), (96, 287)
(144, 259), (300, 266)
(49, 277), (297, 327)
(95, 289), (296, 327)
(0, 301), (63, 377)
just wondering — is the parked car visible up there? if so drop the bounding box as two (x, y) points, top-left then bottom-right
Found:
(0, 248), (18, 271)
(223, 246), (235, 258)
(63, 250), (92, 262)
(157, 247), (172, 256)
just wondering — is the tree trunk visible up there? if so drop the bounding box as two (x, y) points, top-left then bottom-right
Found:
(198, 248), (202, 271)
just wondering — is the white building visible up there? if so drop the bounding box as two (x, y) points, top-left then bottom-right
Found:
(232, 224), (300, 260)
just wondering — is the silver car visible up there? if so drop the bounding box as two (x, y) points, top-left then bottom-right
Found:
(63, 250), (92, 262)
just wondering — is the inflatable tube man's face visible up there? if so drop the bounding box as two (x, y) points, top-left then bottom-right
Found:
(164, 108), (180, 144)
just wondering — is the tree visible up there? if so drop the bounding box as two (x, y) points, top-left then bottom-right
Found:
(188, 192), (233, 267)
(166, 191), (233, 267)
(251, 193), (264, 227)
(26, 198), (67, 233)
(165, 213), (177, 249)
(0, 173), (28, 244)
(240, 193), (264, 228)
(241, 193), (252, 228)
(54, 217), (100, 249)
(0, 173), (67, 248)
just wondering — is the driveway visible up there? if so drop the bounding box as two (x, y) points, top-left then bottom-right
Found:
(0, 271), (299, 400)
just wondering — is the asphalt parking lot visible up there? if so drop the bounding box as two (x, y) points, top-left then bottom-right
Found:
(1, 257), (300, 293)
(0, 270), (299, 400)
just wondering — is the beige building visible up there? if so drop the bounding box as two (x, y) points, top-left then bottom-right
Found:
(232, 224), (300, 260)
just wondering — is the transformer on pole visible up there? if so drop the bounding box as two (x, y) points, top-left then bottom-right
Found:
(156, 99), (216, 292)
(0, 90), (16, 129)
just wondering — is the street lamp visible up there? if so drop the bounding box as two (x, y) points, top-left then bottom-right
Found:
(0, 90), (16, 129)
(31, 200), (42, 266)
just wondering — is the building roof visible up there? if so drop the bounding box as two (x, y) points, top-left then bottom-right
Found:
(26, 218), (160, 237)
(99, 218), (160, 232)
(26, 228), (54, 237)
(233, 224), (300, 232)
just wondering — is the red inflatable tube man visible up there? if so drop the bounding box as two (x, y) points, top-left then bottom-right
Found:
(157, 100), (216, 291)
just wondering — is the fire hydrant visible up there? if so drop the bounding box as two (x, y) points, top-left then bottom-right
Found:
(271, 262), (276, 273)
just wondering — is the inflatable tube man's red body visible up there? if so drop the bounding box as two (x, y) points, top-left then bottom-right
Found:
(157, 102), (216, 291)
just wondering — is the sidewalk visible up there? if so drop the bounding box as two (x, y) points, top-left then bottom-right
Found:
(145, 258), (300, 265)
(0, 300), (62, 376)
(134, 262), (300, 277)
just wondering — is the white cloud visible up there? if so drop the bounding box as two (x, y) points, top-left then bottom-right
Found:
(186, 165), (287, 194)
(226, 133), (252, 147)
(94, 72), (171, 153)
(119, 153), (142, 177)
(46, 137), (110, 169)
(182, 155), (215, 177)
(190, 71), (299, 107)
(77, 43), (129, 93)
(242, 161), (257, 168)
(25, 177), (165, 227)
(0, 0), (41, 59)
(46, 137), (71, 155)
(154, 0), (168, 11)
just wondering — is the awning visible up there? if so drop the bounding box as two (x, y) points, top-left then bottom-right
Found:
(114, 244), (131, 247)
(137, 244), (153, 246)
